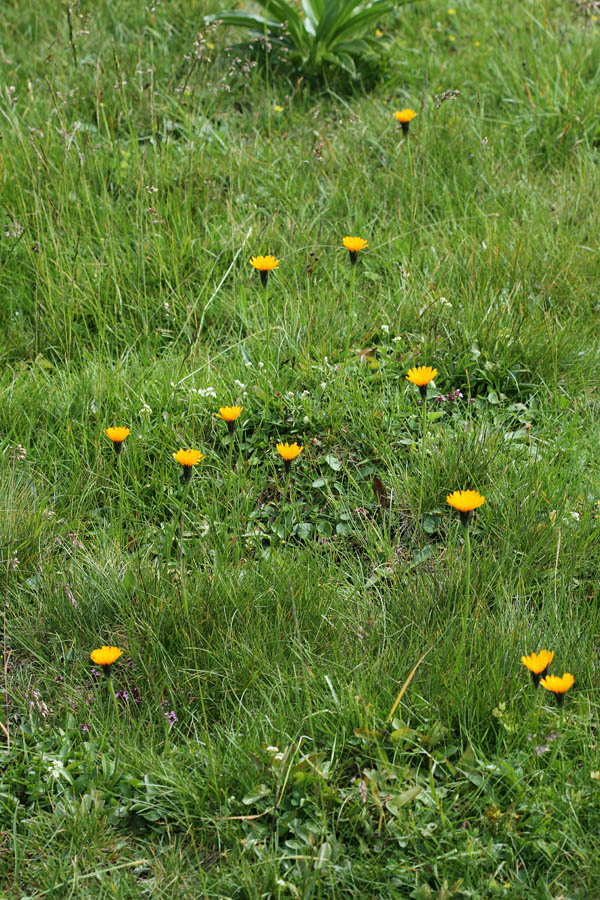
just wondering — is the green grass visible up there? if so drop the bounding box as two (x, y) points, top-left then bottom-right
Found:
(1, 0), (600, 896)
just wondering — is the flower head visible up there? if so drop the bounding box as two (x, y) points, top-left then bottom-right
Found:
(446, 489), (485, 527)
(90, 645), (123, 678)
(522, 649), (554, 687)
(250, 255), (279, 286)
(406, 366), (437, 388)
(105, 427), (130, 455)
(394, 108), (418, 135)
(277, 441), (303, 472)
(173, 448), (204, 481)
(406, 366), (438, 399)
(342, 236), (368, 264)
(540, 672), (574, 707)
(216, 406), (242, 433)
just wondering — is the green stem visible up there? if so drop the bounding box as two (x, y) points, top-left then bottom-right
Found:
(413, 397), (428, 540)
(464, 525), (471, 617)
(407, 138), (416, 263)
(264, 290), (272, 418)
(225, 433), (234, 511)
(164, 481), (189, 577)
(344, 263), (357, 371)
(107, 676), (120, 775)
(117, 453), (125, 549)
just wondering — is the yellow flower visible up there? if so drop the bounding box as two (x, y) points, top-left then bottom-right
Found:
(406, 366), (437, 388)
(105, 427), (130, 454)
(217, 406), (242, 422)
(90, 645), (123, 677)
(521, 649), (554, 687)
(250, 255), (280, 286)
(342, 236), (368, 264)
(406, 366), (437, 400)
(394, 108), (417, 135)
(540, 672), (574, 707)
(274, 104), (284, 112)
(446, 489), (485, 526)
(216, 406), (242, 433)
(173, 448), (204, 481)
(277, 441), (303, 472)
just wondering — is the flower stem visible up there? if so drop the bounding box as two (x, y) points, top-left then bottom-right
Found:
(464, 524), (471, 615)
(264, 290), (272, 418)
(344, 263), (357, 371)
(107, 676), (121, 775)
(413, 397), (428, 540)
(164, 480), (190, 579)
(407, 138), (416, 263)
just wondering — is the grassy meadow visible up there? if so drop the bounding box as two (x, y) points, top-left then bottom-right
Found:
(1, 0), (600, 896)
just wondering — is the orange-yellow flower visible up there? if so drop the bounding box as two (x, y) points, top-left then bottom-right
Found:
(250, 255), (279, 286)
(540, 672), (574, 707)
(173, 449), (204, 481)
(394, 108), (417, 135)
(342, 236), (368, 264)
(217, 406), (242, 421)
(277, 441), (303, 472)
(90, 645), (123, 677)
(217, 406), (243, 433)
(406, 366), (437, 399)
(446, 489), (485, 526)
(522, 649), (554, 687)
(105, 427), (130, 454)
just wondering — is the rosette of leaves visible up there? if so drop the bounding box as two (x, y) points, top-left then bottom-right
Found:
(205, 0), (405, 78)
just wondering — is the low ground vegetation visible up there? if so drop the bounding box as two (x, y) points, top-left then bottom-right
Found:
(1, 0), (600, 896)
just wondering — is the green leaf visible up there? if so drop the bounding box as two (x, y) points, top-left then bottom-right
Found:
(204, 10), (283, 31)
(251, 0), (305, 45)
(242, 784), (271, 804)
(301, 0), (326, 30)
(329, 2), (397, 47)
(422, 514), (440, 534)
(385, 786), (421, 815)
(336, 521), (352, 535)
(324, 453), (341, 470)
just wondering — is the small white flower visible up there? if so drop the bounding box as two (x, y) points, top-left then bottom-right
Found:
(46, 759), (66, 780)
(381, 323), (389, 333)
(258, 361), (264, 369)
(320, 382), (326, 390)
(303, 416), (309, 424)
